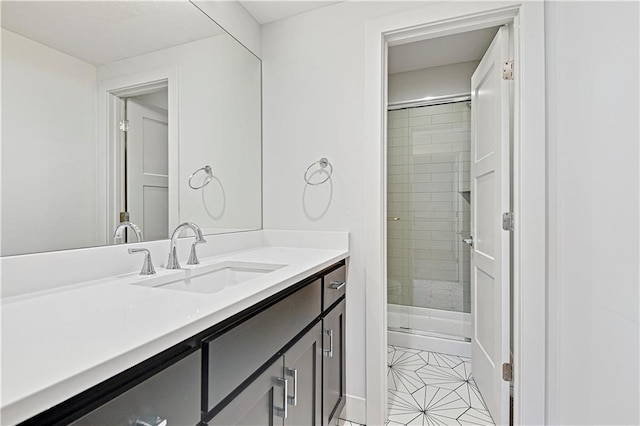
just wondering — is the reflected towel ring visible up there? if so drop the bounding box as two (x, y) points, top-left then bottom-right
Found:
(304, 157), (333, 185)
(189, 165), (213, 190)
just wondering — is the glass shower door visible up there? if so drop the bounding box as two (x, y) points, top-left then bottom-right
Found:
(387, 100), (472, 341)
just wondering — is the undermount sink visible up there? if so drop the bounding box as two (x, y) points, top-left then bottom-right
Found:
(133, 261), (286, 294)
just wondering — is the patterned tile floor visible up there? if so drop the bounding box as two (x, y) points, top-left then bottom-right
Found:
(387, 345), (494, 425)
(339, 346), (494, 426)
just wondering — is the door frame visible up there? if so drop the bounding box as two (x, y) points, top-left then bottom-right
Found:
(363, 3), (545, 425)
(96, 66), (179, 244)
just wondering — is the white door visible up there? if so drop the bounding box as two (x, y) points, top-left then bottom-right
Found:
(126, 99), (169, 241)
(470, 26), (511, 425)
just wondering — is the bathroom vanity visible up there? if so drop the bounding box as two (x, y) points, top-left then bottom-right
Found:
(3, 246), (347, 426)
(1, 2), (349, 425)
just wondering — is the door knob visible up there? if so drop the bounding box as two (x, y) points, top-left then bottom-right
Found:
(462, 237), (474, 247)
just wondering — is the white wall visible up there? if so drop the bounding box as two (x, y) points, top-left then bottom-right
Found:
(261, 2), (436, 421)
(193, 0), (261, 57)
(1, 29), (98, 256)
(545, 2), (639, 424)
(263, 0), (640, 424)
(388, 61), (479, 104)
(98, 34), (262, 235)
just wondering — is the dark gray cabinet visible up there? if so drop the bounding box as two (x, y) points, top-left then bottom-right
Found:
(203, 279), (321, 413)
(322, 299), (346, 426)
(209, 323), (324, 426)
(284, 323), (323, 426)
(70, 351), (201, 426)
(208, 356), (286, 426)
(206, 262), (346, 426)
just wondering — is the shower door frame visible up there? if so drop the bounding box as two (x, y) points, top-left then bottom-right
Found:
(386, 96), (473, 341)
(364, 3), (546, 426)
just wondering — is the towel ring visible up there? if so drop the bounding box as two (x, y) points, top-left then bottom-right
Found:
(189, 165), (213, 190)
(304, 157), (333, 185)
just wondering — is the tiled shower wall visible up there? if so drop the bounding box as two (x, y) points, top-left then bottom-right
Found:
(387, 101), (471, 313)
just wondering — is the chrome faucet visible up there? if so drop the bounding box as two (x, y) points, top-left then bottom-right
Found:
(128, 248), (156, 275)
(166, 222), (206, 269)
(113, 221), (143, 242)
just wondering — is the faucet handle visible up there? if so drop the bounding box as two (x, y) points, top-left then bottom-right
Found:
(128, 248), (156, 275)
(186, 239), (206, 265)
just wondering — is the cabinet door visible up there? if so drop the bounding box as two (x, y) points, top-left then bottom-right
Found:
(70, 351), (201, 426)
(322, 299), (346, 426)
(284, 322), (322, 426)
(209, 356), (286, 426)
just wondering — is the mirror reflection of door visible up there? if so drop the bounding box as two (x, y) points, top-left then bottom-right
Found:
(124, 93), (169, 242)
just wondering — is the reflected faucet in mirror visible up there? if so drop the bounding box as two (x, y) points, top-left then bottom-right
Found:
(167, 222), (207, 269)
(113, 221), (143, 243)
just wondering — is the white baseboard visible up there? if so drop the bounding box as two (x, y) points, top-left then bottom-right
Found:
(388, 329), (471, 358)
(340, 394), (366, 425)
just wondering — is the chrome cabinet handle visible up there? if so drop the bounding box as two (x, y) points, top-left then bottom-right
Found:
(328, 281), (346, 290)
(462, 237), (474, 247)
(277, 378), (288, 418)
(323, 329), (334, 358)
(388, 216), (401, 221)
(286, 367), (298, 406)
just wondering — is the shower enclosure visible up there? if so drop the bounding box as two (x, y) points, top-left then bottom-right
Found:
(386, 97), (472, 347)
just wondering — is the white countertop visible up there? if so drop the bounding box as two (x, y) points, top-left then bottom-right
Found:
(1, 246), (348, 425)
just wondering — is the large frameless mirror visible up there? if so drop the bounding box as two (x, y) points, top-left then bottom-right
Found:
(1, 1), (262, 256)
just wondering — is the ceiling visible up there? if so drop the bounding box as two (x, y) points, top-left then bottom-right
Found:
(388, 27), (500, 74)
(1, 1), (225, 65)
(239, 1), (342, 24)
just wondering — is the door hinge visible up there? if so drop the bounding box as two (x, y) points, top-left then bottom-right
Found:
(502, 212), (514, 231)
(502, 363), (513, 382)
(502, 60), (514, 80)
(119, 119), (130, 132)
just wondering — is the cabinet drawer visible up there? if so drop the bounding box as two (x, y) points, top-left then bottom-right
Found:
(203, 278), (321, 413)
(70, 351), (201, 426)
(323, 264), (346, 311)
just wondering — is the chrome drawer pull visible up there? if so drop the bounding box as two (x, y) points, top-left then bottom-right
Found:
(276, 378), (288, 418)
(329, 281), (346, 290)
(323, 329), (334, 358)
(286, 367), (298, 406)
